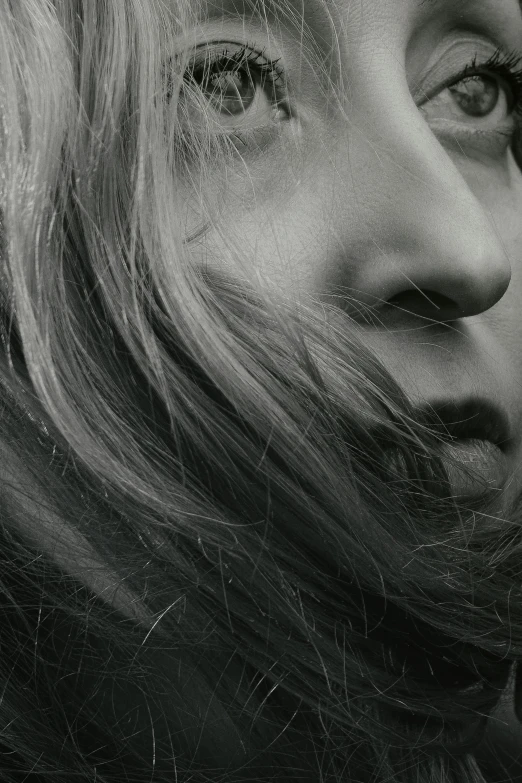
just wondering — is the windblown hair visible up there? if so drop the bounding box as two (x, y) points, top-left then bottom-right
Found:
(0, 1), (522, 781)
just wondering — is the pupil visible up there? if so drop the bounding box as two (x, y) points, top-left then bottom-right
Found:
(448, 75), (499, 118)
(198, 61), (256, 116)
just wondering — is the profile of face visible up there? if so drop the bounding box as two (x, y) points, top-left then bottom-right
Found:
(176, 0), (522, 507)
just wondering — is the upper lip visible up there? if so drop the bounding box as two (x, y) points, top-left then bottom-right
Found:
(416, 397), (511, 449)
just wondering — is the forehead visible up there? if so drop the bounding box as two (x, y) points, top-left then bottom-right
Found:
(200, 0), (522, 25)
(196, 0), (522, 63)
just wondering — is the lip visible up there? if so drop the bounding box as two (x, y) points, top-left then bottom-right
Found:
(416, 397), (512, 500)
(439, 438), (508, 500)
(417, 397), (511, 450)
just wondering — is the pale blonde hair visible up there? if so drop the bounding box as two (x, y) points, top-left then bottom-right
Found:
(0, 1), (520, 781)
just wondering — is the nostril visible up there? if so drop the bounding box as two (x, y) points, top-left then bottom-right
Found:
(385, 290), (460, 320)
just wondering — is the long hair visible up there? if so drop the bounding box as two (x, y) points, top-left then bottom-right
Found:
(0, 1), (522, 780)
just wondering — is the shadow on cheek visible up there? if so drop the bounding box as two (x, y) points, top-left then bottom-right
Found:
(513, 127), (522, 170)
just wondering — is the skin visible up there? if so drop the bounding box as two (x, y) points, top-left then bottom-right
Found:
(180, 0), (522, 514)
(177, 4), (522, 766)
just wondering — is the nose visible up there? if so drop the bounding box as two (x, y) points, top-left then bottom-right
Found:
(325, 85), (512, 323)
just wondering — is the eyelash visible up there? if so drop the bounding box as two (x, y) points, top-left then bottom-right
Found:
(176, 43), (522, 149)
(215, 43), (284, 83)
(448, 47), (522, 117)
(184, 41), (286, 100)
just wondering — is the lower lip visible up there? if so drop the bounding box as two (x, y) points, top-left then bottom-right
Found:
(439, 438), (508, 500)
(436, 438), (508, 500)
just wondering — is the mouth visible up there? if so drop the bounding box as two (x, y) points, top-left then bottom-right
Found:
(419, 398), (511, 449)
(417, 397), (512, 500)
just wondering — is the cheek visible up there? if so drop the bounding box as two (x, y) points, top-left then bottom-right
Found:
(192, 210), (323, 296)
(465, 149), (522, 223)
(183, 172), (331, 297)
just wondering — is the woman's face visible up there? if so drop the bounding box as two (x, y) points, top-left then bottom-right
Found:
(179, 0), (522, 507)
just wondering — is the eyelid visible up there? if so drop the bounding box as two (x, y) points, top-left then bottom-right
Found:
(425, 117), (516, 161)
(411, 39), (503, 104)
(172, 24), (286, 67)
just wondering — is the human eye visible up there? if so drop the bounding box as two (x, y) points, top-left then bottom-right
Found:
(177, 41), (291, 141)
(420, 48), (522, 153)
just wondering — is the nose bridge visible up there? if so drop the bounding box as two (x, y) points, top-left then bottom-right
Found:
(332, 79), (512, 319)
